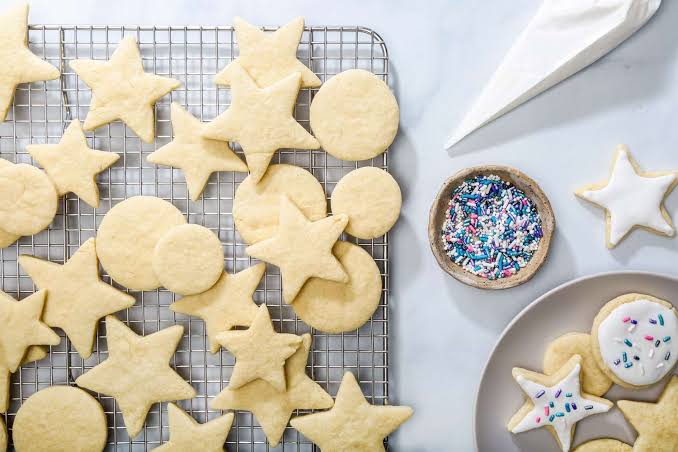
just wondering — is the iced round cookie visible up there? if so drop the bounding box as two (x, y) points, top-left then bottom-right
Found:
(543, 332), (612, 396)
(331, 167), (401, 239)
(12, 386), (107, 452)
(0, 163), (57, 235)
(310, 69), (399, 161)
(96, 196), (187, 291)
(573, 439), (632, 452)
(0, 416), (5, 452)
(291, 241), (382, 333)
(591, 293), (677, 388)
(153, 224), (224, 295)
(233, 164), (327, 244)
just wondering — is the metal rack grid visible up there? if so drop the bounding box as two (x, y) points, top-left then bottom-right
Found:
(0, 23), (391, 451)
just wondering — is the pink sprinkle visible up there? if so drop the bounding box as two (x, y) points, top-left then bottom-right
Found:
(470, 213), (478, 219)
(644, 335), (654, 341)
(536, 416), (541, 423)
(503, 270), (512, 277)
(623, 316), (631, 323)
(468, 225), (477, 234)
(544, 406), (549, 416)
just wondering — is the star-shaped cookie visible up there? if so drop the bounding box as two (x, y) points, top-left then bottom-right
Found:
(170, 263), (264, 353)
(0, 3), (60, 121)
(617, 375), (677, 452)
(26, 119), (119, 208)
(1, 346), (46, 413)
(216, 304), (301, 392)
(246, 195), (348, 303)
(19, 238), (135, 358)
(203, 64), (319, 183)
(155, 403), (233, 452)
(75, 316), (196, 437)
(211, 333), (333, 446)
(576, 145), (678, 248)
(148, 103), (247, 201)
(215, 17), (320, 88)
(290, 372), (413, 451)
(70, 36), (180, 143)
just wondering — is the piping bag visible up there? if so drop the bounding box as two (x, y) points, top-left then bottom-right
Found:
(446, 0), (661, 150)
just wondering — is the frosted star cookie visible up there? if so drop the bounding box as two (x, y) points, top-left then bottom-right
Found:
(75, 316), (196, 437)
(216, 304), (301, 391)
(290, 372), (413, 451)
(26, 119), (118, 208)
(233, 164), (327, 244)
(152, 224), (224, 296)
(203, 64), (319, 183)
(0, 159), (18, 248)
(543, 332), (612, 396)
(215, 17), (320, 88)
(19, 238), (135, 358)
(591, 293), (677, 389)
(155, 403), (233, 452)
(0, 163), (57, 236)
(292, 241), (382, 333)
(246, 195), (348, 303)
(70, 36), (180, 143)
(507, 355), (612, 452)
(310, 69), (399, 161)
(575, 145), (677, 248)
(0, 3), (60, 121)
(0, 346), (46, 414)
(96, 196), (187, 290)
(573, 439), (632, 452)
(147, 103), (247, 201)
(331, 167), (402, 239)
(211, 334), (333, 446)
(617, 375), (677, 452)
(12, 386), (107, 452)
(170, 263), (264, 353)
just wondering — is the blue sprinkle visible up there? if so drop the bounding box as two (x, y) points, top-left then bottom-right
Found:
(565, 403), (571, 413)
(584, 405), (594, 410)
(571, 403), (577, 410)
(549, 401), (554, 408)
(549, 414), (555, 422)
(650, 319), (657, 325)
(535, 390), (545, 398)
(624, 339), (633, 347)
(659, 314), (664, 326)
(663, 336), (671, 343)
(555, 412), (565, 418)
(666, 352), (671, 361)
(655, 340), (661, 347)
(565, 392), (572, 397)
(623, 352), (628, 362)
(624, 362), (633, 368)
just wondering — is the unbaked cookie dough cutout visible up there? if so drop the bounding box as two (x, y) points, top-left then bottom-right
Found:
(12, 386), (107, 452)
(310, 69), (399, 161)
(573, 439), (632, 452)
(331, 167), (402, 239)
(96, 196), (187, 291)
(70, 36), (180, 143)
(0, 163), (57, 236)
(233, 164), (327, 244)
(152, 224), (224, 296)
(155, 403), (233, 452)
(292, 241), (382, 333)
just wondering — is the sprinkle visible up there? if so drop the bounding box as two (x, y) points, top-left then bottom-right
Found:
(624, 362), (633, 368)
(571, 403), (577, 410)
(544, 406), (549, 416)
(624, 339), (633, 347)
(640, 364), (645, 376)
(663, 336), (671, 343)
(536, 416), (541, 423)
(655, 340), (661, 347)
(613, 337), (623, 343)
(631, 319), (638, 325)
(555, 412), (565, 418)
(628, 324), (636, 332)
(622, 352), (628, 362)
(549, 414), (555, 422)
(666, 352), (671, 361)
(650, 319), (657, 325)
(584, 405), (594, 410)
(613, 359), (621, 366)
(549, 401), (555, 408)
(633, 355), (640, 361)
(657, 362), (665, 369)
(649, 349), (655, 359)
(644, 335), (654, 341)
(565, 403), (571, 413)
(554, 389), (562, 398)
(659, 314), (664, 326)
(622, 316), (631, 323)
(535, 390), (545, 398)
(565, 392), (572, 397)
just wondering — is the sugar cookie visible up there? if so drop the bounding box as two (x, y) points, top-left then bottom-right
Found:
(573, 439), (632, 452)
(147, 102), (247, 201)
(75, 316), (196, 437)
(0, 163), (57, 236)
(0, 159), (18, 248)
(575, 145), (677, 248)
(12, 386), (107, 452)
(155, 403), (233, 452)
(1, 346), (47, 414)
(290, 372), (413, 451)
(246, 195), (347, 303)
(331, 167), (401, 239)
(96, 196), (187, 291)
(152, 224), (224, 295)
(543, 332), (612, 396)
(27, 119), (119, 208)
(233, 164), (327, 244)
(70, 36), (180, 143)
(19, 238), (135, 358)
(0, 415), (4, 452)
(310, 69), (398, 161)
(292, 241), (382, 333)
(591, 293), (677, 389)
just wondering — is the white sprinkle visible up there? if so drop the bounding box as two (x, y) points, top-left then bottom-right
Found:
(649, 348), (655, 359)
(628, 324), (636, 332)
(613, 337), (623, 343)
(657, 362), (665, 369)
(639, 364), (645, 376)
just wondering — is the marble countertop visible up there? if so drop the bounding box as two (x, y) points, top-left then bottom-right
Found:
(30, 0), (678, 450)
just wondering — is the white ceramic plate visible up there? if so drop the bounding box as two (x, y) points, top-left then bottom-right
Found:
(474, 271), (678, 452)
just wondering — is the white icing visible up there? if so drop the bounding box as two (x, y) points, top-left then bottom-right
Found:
(598, 299), (677, 386)
(511, 363), (610, 452)
(580, 148), (676, 246)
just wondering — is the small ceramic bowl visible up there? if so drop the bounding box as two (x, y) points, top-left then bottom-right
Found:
(428, 165), (555, 290)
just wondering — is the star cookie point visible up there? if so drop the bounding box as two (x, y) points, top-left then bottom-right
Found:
(155, 403), (233, 452)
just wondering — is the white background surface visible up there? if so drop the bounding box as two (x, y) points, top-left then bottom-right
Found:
(26, 0), (678, 450)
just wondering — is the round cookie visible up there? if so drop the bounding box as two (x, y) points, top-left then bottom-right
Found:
(0, 159), (18, 248)
(12, 386), (107, 452)
(291, 241), (382, 333)
(543, 332), (612, 396)
(331, 167), (401, 239)
(591, 293), (677, 389)
(233, 164), (327, 244)
(96, 196), (187, 291)
(0, 416), (5, 452)
(573, 439), (632, 452)
(310, 69), (399, 161)
(152, 224), (224, 295)
(0, 163), (57, 235)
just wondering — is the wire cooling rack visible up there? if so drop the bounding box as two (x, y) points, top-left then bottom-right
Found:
(0, 24), (391, 450)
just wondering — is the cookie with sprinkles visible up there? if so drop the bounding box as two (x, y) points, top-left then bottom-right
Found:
(591, 293), (677, 389)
